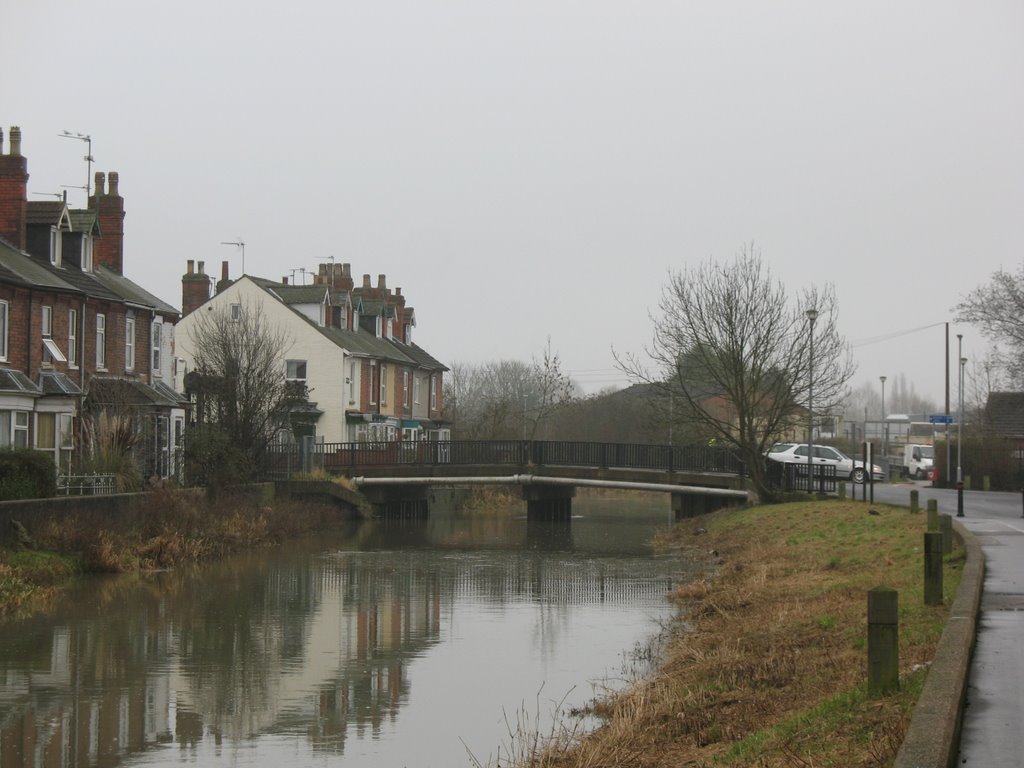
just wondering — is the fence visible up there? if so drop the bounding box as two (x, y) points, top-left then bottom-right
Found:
(765, 461), (838, 493)
(262, 440), (748, 479)
(56, 474), (117, 496)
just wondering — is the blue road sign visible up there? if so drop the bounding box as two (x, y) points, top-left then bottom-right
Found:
(929, 414), (954, 424)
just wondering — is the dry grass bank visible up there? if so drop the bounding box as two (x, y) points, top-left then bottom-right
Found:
(1, 486), (353, 618)
(512, 499), (962, 768)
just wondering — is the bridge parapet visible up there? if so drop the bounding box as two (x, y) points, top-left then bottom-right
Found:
(265, 440), (748, 479)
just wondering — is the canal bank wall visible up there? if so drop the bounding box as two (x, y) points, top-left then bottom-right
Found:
(894, 518), (983, 768)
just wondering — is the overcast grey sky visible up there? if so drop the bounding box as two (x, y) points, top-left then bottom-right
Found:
(4, 1), (1022, 406)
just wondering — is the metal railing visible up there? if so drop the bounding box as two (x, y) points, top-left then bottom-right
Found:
(765, 462), (838, 493)
(263, 440), (747, 479)
(56, 473), (117, 496)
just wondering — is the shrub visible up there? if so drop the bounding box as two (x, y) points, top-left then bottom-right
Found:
(184, 426), (253, 491)
(0, 448), (57, 500)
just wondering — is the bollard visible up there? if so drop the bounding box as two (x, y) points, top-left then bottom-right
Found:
(927, 507), (939, 532)
(957, 482), (965, 518)
(924, 531), (943, 606)
(838, 480), (846, 500)
(910, 489), (919, 514)
(940, 514), (953, 555)
(868, 587), (900, 695)
(927, 498), (938, 513)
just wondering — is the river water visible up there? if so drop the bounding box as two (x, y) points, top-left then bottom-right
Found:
(0, 492), (697, 768)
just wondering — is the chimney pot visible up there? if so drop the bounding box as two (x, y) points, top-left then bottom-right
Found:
(221, 260), (229, 281)
(94, 172), (105, 196)
(198, 260), (205, 274)
(0, 127), (4, 154)
(9, 126), (21, 156)
(377, 274), (387, 291)
(362, 274), (371, 288)
(187, 259), (195, 274)
(283, 276), (289, 285)
(108, 171), (119, 196)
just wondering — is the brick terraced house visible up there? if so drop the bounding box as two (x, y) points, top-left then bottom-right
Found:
(0, 126), (186, 480)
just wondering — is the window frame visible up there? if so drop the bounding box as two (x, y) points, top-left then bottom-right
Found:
(68, 308), (77, 368)
(151, 320), (162, 375)
(81, 235), (93, 272)
(285, 359), (308, 381)
(125, 316), (135, 371)
(96, 313), (107, 369)
(49, 226), (62, 266)
(0, 300), (7, 361)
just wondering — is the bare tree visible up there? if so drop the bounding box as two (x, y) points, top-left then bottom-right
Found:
(956, 265), (1024, 385)
(185, 301), (294, 479)
(524, 338), (579, 440)
(446, 343), (579, 440)
(617, 246), (855, 500)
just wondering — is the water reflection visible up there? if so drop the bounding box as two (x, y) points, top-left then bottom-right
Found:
(0, 495), (689, 767)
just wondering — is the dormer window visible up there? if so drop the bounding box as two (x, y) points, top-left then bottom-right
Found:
(81, 235), (93, 272)
(49, 226), (62, 266)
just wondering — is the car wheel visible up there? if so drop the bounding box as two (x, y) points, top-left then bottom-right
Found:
(851, 468), (866, 484)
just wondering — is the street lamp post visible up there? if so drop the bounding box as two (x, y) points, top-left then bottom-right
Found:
(879, 375), (887, 460)
(806, 308), (818, 494)
(957, 333), (965, 517)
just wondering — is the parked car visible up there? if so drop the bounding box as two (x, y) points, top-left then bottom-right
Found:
(766, 443), (885, 484)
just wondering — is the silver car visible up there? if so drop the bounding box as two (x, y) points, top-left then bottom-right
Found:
(767, 443), (884, 484)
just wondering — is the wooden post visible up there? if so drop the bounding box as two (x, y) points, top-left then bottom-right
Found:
(868, 587), (900, 695)
(927, 498), (938, 513)
(940, 514), (953, 555)
(924, 531), (943, 606)
(910, 489), (919, 513)
(838, 480), (846, 500)
(927, 507), (939, 532)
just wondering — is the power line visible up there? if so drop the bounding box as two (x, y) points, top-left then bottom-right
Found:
(851, 321), (948, 348)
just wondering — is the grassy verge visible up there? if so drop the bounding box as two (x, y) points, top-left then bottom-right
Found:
(0, 486), (354, 619)
(515, 499), (963, 767)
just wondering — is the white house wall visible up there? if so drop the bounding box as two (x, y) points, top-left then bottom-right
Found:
(176, 278), (352, 443)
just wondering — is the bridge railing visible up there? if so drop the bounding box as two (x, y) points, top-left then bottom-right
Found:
(263, 440), (747, 477)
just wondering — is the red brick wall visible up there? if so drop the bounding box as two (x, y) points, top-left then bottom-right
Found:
(0, 284), (29, 370)
(90, 172), (125, 275)
(0, 136), (28, 250)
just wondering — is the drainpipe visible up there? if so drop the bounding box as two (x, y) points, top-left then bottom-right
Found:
(78, 297), (87, 471)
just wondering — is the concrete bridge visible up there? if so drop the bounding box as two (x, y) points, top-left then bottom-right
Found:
(268, 439), (754, 519)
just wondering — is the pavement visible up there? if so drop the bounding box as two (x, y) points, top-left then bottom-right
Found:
(870, 482), (1024, 767)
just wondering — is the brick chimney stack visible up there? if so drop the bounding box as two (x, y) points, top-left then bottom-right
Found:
(181, 259), (212, 317)
(0, 126), (29, 250)
(216, 260), (233, 294)
(90, 170), (125, 274)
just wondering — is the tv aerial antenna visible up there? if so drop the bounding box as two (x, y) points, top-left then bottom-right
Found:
(58, 131), (93, 204)
(220, 239), (246, 275)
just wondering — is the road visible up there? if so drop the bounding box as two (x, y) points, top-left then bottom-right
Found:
(869, 480), (1024, 767)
